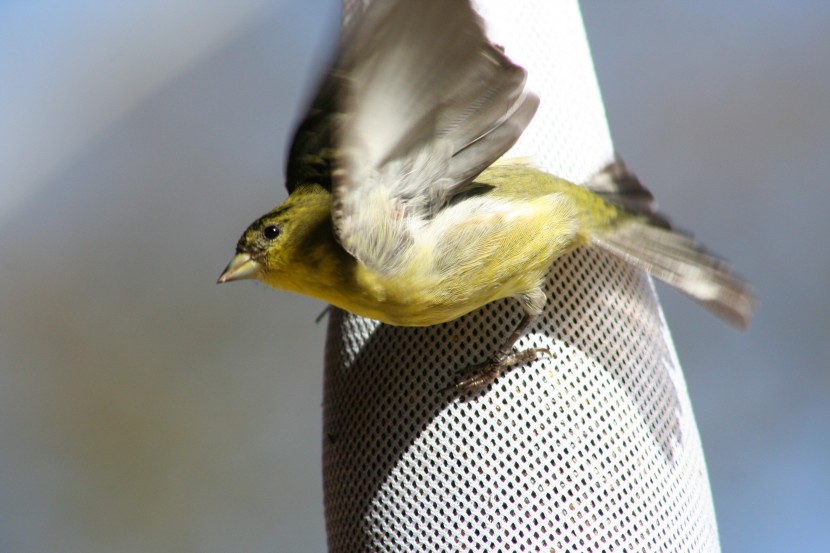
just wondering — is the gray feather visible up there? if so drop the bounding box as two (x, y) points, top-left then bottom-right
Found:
(586, 158), (754, 328)
(593, 218), (755, 329)
(584, 155), (670, 229)
(324, 0), (537, 272)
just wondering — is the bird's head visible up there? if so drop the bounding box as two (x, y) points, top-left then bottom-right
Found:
(217, 186), (332, 289)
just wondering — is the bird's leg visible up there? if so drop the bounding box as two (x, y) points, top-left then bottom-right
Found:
(315, 305), (331, 324)
(452, 312), (551, 394)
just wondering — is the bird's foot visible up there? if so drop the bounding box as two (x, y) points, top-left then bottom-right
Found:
(450, 347), (551, 395)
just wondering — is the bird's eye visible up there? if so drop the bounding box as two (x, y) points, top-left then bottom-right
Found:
(262, 225), (281, 240)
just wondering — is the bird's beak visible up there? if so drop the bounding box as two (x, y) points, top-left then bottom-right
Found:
(217, 253), (262, 283)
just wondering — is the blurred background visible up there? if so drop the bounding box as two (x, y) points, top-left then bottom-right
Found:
(1, 1), (827, 551)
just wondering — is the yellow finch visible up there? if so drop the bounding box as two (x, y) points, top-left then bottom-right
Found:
(218, 0), (754, 391)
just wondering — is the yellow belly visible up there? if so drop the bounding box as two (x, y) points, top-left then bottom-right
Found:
(340, 192), (584, 326)
(347, 266), (544, 326)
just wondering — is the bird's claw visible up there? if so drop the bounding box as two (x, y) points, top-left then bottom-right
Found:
(448, 347), (551, 395)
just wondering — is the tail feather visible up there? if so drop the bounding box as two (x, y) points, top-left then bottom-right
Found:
(587, 156), (755, 329)
(592, 226), (754, 329)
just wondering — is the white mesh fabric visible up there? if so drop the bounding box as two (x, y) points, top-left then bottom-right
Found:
(323, 1), (720, 551)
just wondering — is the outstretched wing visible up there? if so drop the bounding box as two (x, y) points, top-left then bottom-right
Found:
(287, 0), (538, 274)
(285, 73), (338, 195)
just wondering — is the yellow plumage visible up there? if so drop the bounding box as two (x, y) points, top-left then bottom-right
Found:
(218, 0), (754, 391)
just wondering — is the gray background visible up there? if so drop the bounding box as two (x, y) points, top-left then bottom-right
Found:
(1, 1), (827, 551)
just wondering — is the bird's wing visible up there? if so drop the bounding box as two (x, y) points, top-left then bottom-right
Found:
(287, 0), (538, 274)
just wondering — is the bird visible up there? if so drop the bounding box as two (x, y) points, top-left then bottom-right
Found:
(218, 0), (754, 392)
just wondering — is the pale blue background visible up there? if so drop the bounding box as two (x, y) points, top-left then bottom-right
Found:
(1, 1), (827, 551)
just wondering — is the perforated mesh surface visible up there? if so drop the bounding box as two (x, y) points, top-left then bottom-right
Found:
(323, 1), (720, 551)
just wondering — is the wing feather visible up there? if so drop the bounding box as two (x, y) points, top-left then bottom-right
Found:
(287, 0), (537, 273)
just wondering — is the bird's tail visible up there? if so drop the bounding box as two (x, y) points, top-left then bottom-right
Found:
(585, 157), (755, 329)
